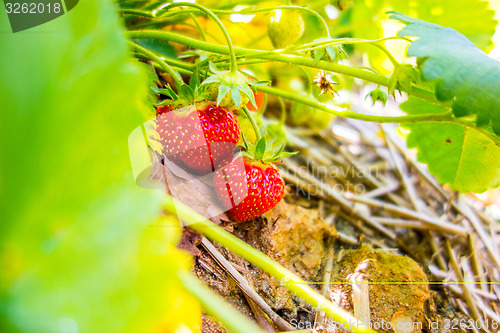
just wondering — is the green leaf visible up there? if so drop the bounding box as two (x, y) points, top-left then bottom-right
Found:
(310, 38), (347, 65)
(401, 98), (500, 193)
(230, 85), (241, 108)
(240, 131), (250, 151)
(240, 83), (257, 109)
(313, 48), (325, 64)
(390, 12), (500, 133)
(388, 0), (496, 50)
(209, 61), (220, 74)
(217, 84), (231, 106)
(248, 80), (270, 87)
(4, 186), (198, 333)
(254, 137), (267, 160)
(180, 83), (194, 103)
(158, 85), (178, 100)
(326, 45), (346, 62)
(272, 143), (285, 157)
(201, 75), (220, 85)
(189, 66), (200, 90)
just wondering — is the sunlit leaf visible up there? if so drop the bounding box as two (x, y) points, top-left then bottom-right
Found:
(391, 11), (500, 133)
(401, 98), (500, 193)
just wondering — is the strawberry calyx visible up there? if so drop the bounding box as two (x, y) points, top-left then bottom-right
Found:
(155, 67), (211, 109)
(239, 133), (297, 163)
(310, 38), (347, 64)
(388, 64), (419, 97)
(366, 86), (388, 106)
(201, 62), (269, 110)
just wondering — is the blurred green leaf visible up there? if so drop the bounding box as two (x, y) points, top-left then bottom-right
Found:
(3, 186), (199, 332)
(0, 0), (199, 331)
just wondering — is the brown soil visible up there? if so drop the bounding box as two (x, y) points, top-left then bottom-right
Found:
(330, 244), (430, 333)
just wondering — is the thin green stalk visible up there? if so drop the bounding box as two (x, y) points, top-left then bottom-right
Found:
(371, 43), (400, 66)
(242, 106), (262, 140)
(257, 85), (500, 147)
(277, 97), (287, 124)
(155, 2), (238, 74)
(219, 59), (270, 67)
(129, 42), (184, 89)
(126, 30), (437, 102)
(120, 8), (155, 18)
(188, 13), (206, 41)
(213, 5), (331, 38)
(179, 271), (265, 333)
(257, 85), (450, 123)
(126, 31), (500, 147)
(296, 37), (401, 67)
(297, 66), (314, 94)
(145, 61), (192, 76)
(164, 196), (377, 333)
(128, 10), (200, 30)
(157, 57), (195, 71)
(295, 36), (406, 53)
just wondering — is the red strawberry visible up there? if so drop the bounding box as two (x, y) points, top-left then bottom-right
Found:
(214, 156), (285, 222)
(156, 104), (174, 116)
(155, 101), (240, 174)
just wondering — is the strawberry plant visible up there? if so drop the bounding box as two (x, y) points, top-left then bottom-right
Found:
(2, 1), (500, 333)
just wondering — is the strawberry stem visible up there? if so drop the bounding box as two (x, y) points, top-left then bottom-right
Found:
(277, 97), (287, 125)
(179, 271), (265, 333)
(155, 2), (238, 74)
(242, 106), (262, 141)
(126, 29), (436, 102)
(126, 32), (500, 147)
(188, 13), (207, 41)
(129, 41), (184, 89)
(163, 196), (377, 333)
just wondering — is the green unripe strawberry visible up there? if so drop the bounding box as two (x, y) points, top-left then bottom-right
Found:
(290, 101), (334, 129)
(267, 9), (305, 49)
(333, 0), (355, 11)
(203, 70), (253, 110)
(204, 83), (249, 110)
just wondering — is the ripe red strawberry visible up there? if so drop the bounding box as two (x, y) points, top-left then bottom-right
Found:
(156, 104), (174, 116)
(155, 101), (240, 174)
(214, 156), (285, 222)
